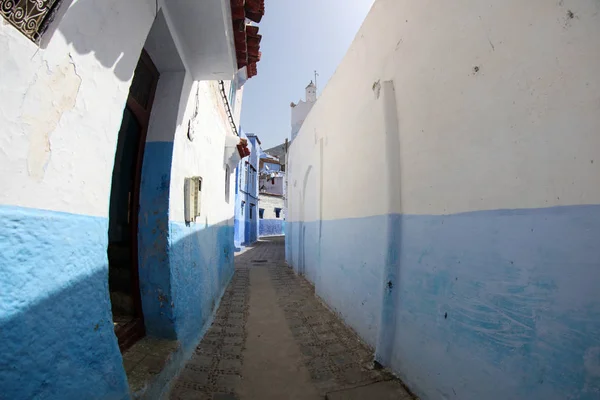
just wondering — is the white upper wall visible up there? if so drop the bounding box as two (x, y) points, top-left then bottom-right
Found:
(260, 195), (284, 220)
(291, 101), (315, 141)
(169, 80), (237, 225)
(0, 0), (156, 217)
(0, 0), (241, 222)
(288, 0), (600, 221)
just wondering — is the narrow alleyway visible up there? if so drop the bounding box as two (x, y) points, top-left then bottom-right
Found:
(168, 237), (413, 399)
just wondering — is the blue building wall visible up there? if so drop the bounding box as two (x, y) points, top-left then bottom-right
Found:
(233, 164), (246, 250)
(287, 205), (600, 400)
(259, 219), (284, 236)
(234, 132), (260, 248)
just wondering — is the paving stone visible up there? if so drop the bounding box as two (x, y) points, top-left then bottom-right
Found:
(326, 343), (348, 355)
(310, 368), (335, 382)
(170, 388), (211, 400)
(187, 355), (214, 369)
(178, 369), (209, 385)
(215, 374), (241, 392)
(223, 336), (243, 346)
(221, 345), (243, 357)
(299, 344), (321, 358)
(212, 394), (238, 400)
(122, 351), (145, 373)
(218, 358), (242, 371)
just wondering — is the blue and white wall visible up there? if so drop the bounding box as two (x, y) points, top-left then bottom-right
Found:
(286, 1), (600, 399)
(0, 1), (241, 398)
(259, 194), (285, 237)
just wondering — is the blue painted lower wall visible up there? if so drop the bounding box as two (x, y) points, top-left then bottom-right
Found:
(170, 221), (235, 349)
(287, 205), (600, 400)
(234, 192), (258, 248)
(0, 206), (129, 400)
(244, 219), (258, 244)
(259, 219), (284, 237)
(139, 141), (176, 338)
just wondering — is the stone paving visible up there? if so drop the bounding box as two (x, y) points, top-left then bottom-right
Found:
(169, 236), (413, 400)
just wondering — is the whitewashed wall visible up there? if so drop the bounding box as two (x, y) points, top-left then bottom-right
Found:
(0, 0), (156, 217)
(289, 0), (600, 223)
(260, 194), (284, 219)
(169, 80), (238, 225)
(291, 100), (315, 141)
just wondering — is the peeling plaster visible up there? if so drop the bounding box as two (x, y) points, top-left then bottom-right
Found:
(23, 57), (81, 181)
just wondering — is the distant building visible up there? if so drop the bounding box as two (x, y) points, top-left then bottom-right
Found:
(234, 132), (261, 248)
(290, 81), (317, 141)
(259, 153), (286, 236)
(263, 142), (288, 166)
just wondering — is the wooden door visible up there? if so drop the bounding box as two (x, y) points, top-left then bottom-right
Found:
(109, 50), (160, 351)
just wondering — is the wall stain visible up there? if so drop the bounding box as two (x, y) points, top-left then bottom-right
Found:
(24, 57), (82, 181)
(372, 80), (381, 99)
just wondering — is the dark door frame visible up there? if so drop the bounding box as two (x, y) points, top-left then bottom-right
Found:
(114, 49), (160, 351)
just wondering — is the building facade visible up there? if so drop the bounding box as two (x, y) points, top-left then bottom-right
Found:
(259, 154), (285, 236)
(234, 132), (261, 248)
(286, 1), (600, 399)
(0, 0), (264, 398)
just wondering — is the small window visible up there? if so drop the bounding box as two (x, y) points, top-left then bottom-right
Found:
(184, 177), (202, 223)
(1, 0), (64, 43)
(241, 201), (245, 216)
(229, 81), (237, 113)
(250, 203), (255, 220)
(259, 208), (264, 219)
(275, 208), (282, 218)
(225, 165), (230, 203)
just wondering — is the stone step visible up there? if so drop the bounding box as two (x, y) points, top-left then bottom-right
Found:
(326, 380), (414, 400)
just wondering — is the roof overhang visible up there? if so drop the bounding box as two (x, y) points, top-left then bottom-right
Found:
(161, 0), (238, 80)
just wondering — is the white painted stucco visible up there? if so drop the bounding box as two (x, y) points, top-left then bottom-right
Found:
(259, 194), (284, 220)
(260, 176), (284, 196)
(290, 82), (318, 141)
(0, 0), (242, 220)
(288, 0), (600, 222)
(0, 0), (155, 217)
(169, 79), (239, 225)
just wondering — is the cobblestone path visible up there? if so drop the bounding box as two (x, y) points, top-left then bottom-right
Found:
(169, 237), (413, 400)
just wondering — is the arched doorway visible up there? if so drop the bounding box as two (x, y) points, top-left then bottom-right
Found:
(108, 50), (159, 351)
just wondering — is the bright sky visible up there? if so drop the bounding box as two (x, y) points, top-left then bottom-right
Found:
(240, 0), (375, 149)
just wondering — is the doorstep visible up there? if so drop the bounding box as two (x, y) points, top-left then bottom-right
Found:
(122, 337), (184, 399)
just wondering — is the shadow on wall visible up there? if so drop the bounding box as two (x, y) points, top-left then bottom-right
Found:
(0, 207), (128, 400)
(56, 0), (156, 82)
(169, 219), (235, 349)
(0, 266), (131, 400)
(0, 206), (235, 400)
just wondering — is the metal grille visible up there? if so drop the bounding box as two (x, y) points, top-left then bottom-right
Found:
(0, 0), (61, 42)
